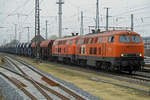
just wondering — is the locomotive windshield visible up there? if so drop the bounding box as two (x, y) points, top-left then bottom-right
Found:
(119, 35), (141, 43)
(131, 35), (141, 43)
(119, 35), (130, 42)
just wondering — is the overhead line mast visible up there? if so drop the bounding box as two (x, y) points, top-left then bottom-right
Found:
(131, 14), (134, 31)
(14, 24), (17, 40)
(105, 7), (110, 31)
(80, 11), (84, 35)
(56, 0), (64, 38)
(96, 0), (100, 31)
(45, 20), (48, 40)
(35, 0), (41, 60)
(24, 27), (31, 42)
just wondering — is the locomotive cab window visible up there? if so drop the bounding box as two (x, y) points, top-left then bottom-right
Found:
(90, 47), (92, 54)
(132, 35), (141, 43)
(94, 47), (97, 54)
(119, 35), (130, 43)
(108, 36), (115, 43)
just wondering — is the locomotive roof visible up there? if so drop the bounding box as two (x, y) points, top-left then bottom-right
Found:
(55, 35), (79, 41)
(101, 30), (138, 35)
(54, 30), (140, 41)
(83, 30), (139, 38)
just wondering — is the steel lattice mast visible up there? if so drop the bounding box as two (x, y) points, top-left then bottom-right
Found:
(35, 0), (40, 60)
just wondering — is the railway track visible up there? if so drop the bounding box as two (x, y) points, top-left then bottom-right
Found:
(0, 53), (149, 99)
(1, 53), (150, 89)
(144, 56), (150, 66)
(2, 53), (150, 83)
(141, 68), (150, 73)
(22, 58), (150, 83)
(104, 71), (150, 83)
(0, 56), (87, 100)
(126, 74), (150, 82)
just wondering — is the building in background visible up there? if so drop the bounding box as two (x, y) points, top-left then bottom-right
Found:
(143, 37), (150, 56)
(31, 35), (45, 43)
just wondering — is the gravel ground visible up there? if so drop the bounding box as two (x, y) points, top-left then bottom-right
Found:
(0, 55), (30, 100)
(0, 76), (30, 100)
(0, 54), (102, 100)
(19, 59), (102, 100)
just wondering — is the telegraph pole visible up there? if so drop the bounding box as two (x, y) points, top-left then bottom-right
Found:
(35, 0), (41, 60)
(56, 0), (64, 38)
(14, 24), (17, 40)
(96, 0), (100, 30)
(45, 20), (48, 40)
(24, 27), (31, 42)
(80, 11), (84, 35)
(105, 8), (110, 31)
(131, 14), (134, 31)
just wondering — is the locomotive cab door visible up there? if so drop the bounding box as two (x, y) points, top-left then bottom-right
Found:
(107, 36), (115, 57)
(102, 43), (106, 57)
(101, 36), (106, 57)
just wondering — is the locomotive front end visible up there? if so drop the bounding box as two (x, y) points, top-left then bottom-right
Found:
(114, 32), (144, 73)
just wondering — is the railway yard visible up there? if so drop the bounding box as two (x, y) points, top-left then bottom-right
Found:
(0, 53), (101, 100)
(0, 53), (149, 100)
(1, 0), (150, 100)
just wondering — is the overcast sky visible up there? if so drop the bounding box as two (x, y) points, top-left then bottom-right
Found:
(0, 0), (150, 44)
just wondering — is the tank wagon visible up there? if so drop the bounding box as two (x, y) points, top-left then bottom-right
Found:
(52, 35), (79, 63)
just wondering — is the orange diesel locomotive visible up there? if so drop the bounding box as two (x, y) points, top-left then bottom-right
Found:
(52, 35), (79, 63)
(52, 30), (144, 73)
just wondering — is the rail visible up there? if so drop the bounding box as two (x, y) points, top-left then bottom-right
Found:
(4, 56), (87, 100)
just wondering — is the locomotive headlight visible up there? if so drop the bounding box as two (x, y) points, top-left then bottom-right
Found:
(139, 53), (142, 57)
(121, 53), (124, 57)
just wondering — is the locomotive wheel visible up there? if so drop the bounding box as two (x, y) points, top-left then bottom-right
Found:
(63, 58), (66, 64)
(67, 58), (71, 65)
(105, 63), (110, 71)
(96, 61), (102, 70)
(79, 60), (86, 67)
(101, 62), (112, 71)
